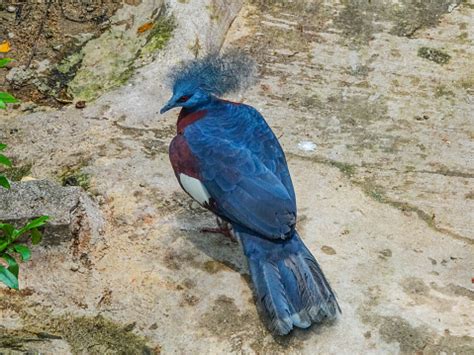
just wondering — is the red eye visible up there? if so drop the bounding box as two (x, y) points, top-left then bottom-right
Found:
(177, 95), (189, 103)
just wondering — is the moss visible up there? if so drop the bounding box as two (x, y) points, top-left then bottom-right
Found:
(333, 1), (381, 45)
(69, 79), (104, 102)
(418, 47), (451, 65)
(56, 52), (85, 75)
(330, 161), (356, 177)
(206, 4), (220, 21)
(458, 75), (474, 91)
(367, 188), (385, 203)
(48, 51), (86, 100)
(332, 0), (461, 44)
(68, 12), (174, 102)
(140, 15), (175, 55)
(434, 85), (455, 98)
(50, 315), (153, 355)
(389, 0), (461, 37)
(0, 291), (156, 354)
(70, 62), (136, 102)
(379, 316), (432, 353)
(2, 163), (32, 181)
(59, 165), (91, 190)
(360, 180), (437, 226)
(288, 153), (470, 242)
(0, 315), (154, 354)
(378, 315), (474, 354)
(199, 294), (303, 353)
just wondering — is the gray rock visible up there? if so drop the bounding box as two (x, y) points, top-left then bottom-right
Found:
(5, 66), (35, 86)
(0, 180), (103, 245)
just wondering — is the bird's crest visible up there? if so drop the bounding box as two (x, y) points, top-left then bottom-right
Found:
(166, 49), (257, 97)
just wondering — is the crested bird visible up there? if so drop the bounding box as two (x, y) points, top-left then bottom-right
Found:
(160, 51), (340, 335)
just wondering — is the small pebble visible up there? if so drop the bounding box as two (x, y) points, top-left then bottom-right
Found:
(321, 245), (336, 255)
(190, 201), (200, 210)
(7, 6), (16, 13)
(75, 101), (86, 109)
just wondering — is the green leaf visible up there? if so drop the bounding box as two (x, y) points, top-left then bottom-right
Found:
(0, 175), (10, 189)
(0, 242), (9, 253)
(30, 229), (43, 245)
(0, 92), (18, 103)
(0, 100), (6, 110)
(23, 216), (49, 231)
(0, 265), (18, 289)
(0, 143), (6, 151)
(13, 244), (31, 261)
(0, 58), (13, 68)
(0, 223), (15, 237)
(0, 154), (12, 167)
(2, 253), (18, 278)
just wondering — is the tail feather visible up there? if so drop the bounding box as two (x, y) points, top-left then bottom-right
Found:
(259, 262), (293, 334)
(239, 230), (340, 335)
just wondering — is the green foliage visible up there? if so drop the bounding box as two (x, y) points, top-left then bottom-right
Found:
(0, 57), (19, 109)
(0, 143), (11, 189)
(0, 58), (13, 68)
(417, 47), (451, 65)
(0, 143), (48, 289)
(0, 216), (48, 289)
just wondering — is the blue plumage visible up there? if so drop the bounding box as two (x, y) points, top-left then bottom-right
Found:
(161, 52), (340, 335)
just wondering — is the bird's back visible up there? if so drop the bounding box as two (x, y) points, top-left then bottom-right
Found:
(184, 99), (296, 205)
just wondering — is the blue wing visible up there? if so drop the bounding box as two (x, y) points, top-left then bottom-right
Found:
(184, 102), (296, 240)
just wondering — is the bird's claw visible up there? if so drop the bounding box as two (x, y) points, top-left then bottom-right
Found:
(200, 218), (237, 243)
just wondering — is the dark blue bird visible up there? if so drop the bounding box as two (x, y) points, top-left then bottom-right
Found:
(161, 51), (340, 335)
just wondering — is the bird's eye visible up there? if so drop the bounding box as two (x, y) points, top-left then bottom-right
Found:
(177, 95), (189, 103)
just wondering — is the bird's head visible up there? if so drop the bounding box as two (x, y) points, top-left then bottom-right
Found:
(160, 86), (212, 114)
(160, 50), (256, 115)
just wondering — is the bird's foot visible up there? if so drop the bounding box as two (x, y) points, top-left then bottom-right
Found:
(200, 219), (237, 243)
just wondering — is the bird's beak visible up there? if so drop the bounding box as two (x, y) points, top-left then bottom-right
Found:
(160, 101), (174, 114)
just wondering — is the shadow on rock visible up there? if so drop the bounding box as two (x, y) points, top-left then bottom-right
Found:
(173, 206), (246, 275)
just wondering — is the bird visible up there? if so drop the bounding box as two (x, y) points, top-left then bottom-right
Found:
(160, 51), (340, 335)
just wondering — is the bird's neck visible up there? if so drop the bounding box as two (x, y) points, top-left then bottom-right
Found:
(178, 96), (220, 119)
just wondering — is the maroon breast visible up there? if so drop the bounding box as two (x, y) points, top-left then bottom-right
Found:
(177, 109), (207, 134)
(169, 134), (200, 179)
(170, 108), (207, 179)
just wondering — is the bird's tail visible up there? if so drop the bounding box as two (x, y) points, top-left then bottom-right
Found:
(239, 230), (340, 335)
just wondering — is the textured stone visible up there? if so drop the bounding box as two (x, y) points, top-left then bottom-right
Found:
(0, 180), (103, 245)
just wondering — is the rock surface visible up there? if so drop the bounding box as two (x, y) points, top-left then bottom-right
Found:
(0, 180), (103, 245)
(0, 0), (473, 354)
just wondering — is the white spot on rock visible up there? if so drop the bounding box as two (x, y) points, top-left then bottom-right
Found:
(297, 141), (317, 152)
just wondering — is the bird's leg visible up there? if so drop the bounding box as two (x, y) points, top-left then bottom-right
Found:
(200, 217), (237, 243)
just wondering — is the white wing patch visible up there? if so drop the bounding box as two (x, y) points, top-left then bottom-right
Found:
(179, 173), (211, 205)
